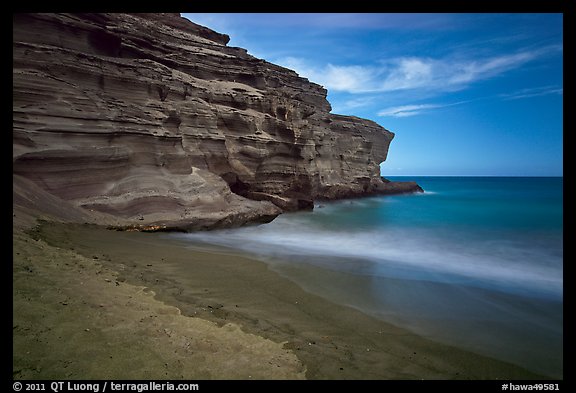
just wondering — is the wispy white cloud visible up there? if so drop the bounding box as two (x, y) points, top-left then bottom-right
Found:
(444, 49), (552, 85)
(276, 57), (376, 92)
(275, 45), (561, 95)
(377, 104), (444, 118)
(334, 97), (377, 112)
(377, 83), (564, 118)
(377, 99), (475, 118)
(499, 85), (563, 100)
(378, 58), (434, 91)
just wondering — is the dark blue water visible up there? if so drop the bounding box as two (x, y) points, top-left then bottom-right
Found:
(170, 177), (563, 377)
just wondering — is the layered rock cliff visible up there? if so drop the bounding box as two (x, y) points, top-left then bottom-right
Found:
(13, 13), (422, 231)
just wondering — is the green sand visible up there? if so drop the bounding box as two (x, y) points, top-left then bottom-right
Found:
(13, 220), (546, 379)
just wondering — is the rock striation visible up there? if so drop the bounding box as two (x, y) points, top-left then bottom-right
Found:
(13, 13), (422, 231)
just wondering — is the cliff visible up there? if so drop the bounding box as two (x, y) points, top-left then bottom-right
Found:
(13, 13), (422, 231)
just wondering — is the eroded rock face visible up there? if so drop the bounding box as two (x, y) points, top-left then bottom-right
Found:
(13, 13), (421, 231)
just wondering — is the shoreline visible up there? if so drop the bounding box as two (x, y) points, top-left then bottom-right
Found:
(14, 219), (550, 379)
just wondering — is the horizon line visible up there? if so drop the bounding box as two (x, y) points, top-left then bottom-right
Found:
(382, 174), (564, 178)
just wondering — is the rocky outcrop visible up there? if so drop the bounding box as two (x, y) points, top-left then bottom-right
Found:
(13, 13), (422, 231)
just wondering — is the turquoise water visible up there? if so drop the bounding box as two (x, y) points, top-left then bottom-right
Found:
(171, 177), (563, 377)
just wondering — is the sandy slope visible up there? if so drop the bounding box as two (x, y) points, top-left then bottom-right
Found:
(13, 225), (305, 379)
(13, 213), (547, 380)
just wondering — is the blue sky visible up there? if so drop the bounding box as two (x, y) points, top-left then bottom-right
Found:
(182, 13), (563, 177)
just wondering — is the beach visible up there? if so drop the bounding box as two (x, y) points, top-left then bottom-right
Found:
(170, 177), (562, 378)
(13, 216), (547, 380)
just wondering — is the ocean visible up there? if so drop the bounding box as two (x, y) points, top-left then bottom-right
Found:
(169, 176), (563, 378)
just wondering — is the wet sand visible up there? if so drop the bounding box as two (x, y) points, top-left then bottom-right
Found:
(13, 219), (548, 379)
